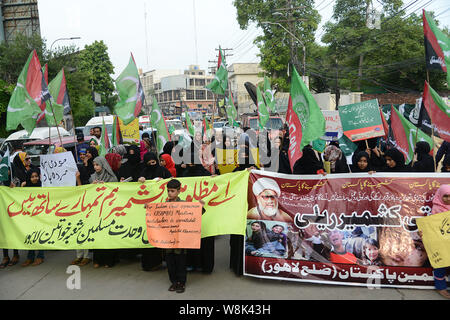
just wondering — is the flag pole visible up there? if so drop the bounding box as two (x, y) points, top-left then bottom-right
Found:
(48, 99), (63, 146)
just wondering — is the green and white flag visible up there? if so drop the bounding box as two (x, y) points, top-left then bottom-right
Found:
(225, 92), (239, 128)
(114, 54), (145, 125)
(185, 111), (195, 137)
(264, 76), (276, 113)
(46, 68), (66, 126)
(0, 149), (10, 182)
(151, 97), (170, 153)
(257, 86), (270, 129)
(206, 46), (228, 95)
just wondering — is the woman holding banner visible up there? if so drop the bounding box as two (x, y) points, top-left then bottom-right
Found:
(90, 157), (120, 269)
(139, 152), (172, 271)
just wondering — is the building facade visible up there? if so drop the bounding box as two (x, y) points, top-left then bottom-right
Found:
(0, 0), (40, 43)
(151, 65), (216, 117)
(228, 63), (264, 113)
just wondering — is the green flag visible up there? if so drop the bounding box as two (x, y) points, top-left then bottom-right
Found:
(6, 51), (44, 134)
(290, 66), (326, 151)
(390, 105), (433, 165)
(0, 149), (10, 182)
(225, 92), (239, 128)
(114, 54), (145, 125)
(185, 111), (195, 136)
(206, 46), (228, 95)
(338, 134), (358, 157)
(151, 97), (170, 153)
(99, 118), (111, 157)
(47, 69), (66, 126)
(264, 76), (276, 112)
(257, 86), (269, 129)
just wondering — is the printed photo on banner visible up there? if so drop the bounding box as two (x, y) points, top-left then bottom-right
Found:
(246, 220), (289, 259)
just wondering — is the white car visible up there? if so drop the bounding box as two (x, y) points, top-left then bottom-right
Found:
(0, 127), (71, 154)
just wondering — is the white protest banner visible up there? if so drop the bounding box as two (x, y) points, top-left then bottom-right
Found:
(40, 152), (78, 187)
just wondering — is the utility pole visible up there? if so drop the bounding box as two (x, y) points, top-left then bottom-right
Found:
(271, 1), (306, 76)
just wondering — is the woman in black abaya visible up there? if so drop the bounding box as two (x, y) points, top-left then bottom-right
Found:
(139, 152), (172, 271)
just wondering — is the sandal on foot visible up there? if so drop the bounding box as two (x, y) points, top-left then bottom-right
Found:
(31, 258), (44, 266)
(21, 259), (33, 267)
(0, 257), (10, 269)
(78, 258), (91, 266)
(8, 255), (19, 266)
(71, 258), (83, 265)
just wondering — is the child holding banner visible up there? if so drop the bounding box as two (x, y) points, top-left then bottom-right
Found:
(165, 179), (188, 293)
(164, 179), (205, 294)
(429, 184), (450, 299)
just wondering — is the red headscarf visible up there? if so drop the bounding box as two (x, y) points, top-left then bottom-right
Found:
(105, 153), (122, 173)
(160, 154), (176, 177)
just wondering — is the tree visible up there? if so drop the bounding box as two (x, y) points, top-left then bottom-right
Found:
(318, 0), (447, 94)
(0, 34), (46, 84)
(234, 0), (320, 91)
(78, 41), (117, 108)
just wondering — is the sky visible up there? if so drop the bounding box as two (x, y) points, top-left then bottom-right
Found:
(37, 0), (449, 79)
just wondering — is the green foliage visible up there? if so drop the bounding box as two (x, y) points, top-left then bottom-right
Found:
(79, 41), (117, 108)
(0, 34), (46, 83)
(234, 0), (320, 91)
(317, 0), (447, 92)
(234, 0), (448, 94)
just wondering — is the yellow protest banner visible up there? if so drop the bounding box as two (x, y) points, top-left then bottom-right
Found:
(416, 210), (450, 269)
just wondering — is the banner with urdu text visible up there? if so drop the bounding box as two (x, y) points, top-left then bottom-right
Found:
(244, 170), (450, 289)
(0, 171), (249, 250)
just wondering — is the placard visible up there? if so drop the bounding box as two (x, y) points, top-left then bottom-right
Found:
(146, 202), (202, 249)
(339, 99), (384, 142)
(40, 152), (78, 187)
(416, 210), (450, 269)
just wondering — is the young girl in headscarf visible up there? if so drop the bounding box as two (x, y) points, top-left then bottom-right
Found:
(21, 168), (45, 267)
(429, 184), (450, 299)
(160, 153), (177, 178)
(382, 148), (409, 172)
(105, 153), (123, 181)
(90, 157), (119, 268)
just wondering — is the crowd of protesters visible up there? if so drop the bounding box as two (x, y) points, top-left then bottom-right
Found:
(0, 122), (449, 297)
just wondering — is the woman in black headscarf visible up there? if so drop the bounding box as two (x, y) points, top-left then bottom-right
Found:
(411, 141), (435, 172)
(118, 144), (142, 182)
(293, 145), (325, 175)
(181, 150), (215, 274)
(90, 157), (120, 268)
(382, 148), (409, 172)
(139, 152), (172, 271)
(350, 151), (374, 173)
(139, 152), (172, 181)
(78, 147), (98, 185)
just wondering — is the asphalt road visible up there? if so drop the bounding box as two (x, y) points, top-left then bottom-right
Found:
(0, 235), (446, 301)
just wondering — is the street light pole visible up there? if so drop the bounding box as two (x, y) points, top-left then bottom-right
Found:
(261, 21), (306, 77)
(50, 37), (82, 56)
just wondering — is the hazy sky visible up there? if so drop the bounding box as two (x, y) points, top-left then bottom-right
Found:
(37, 0), (449, 79)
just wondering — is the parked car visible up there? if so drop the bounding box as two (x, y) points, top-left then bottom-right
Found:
(23, 135), (93, 167)
(0, 127), (71, 156)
